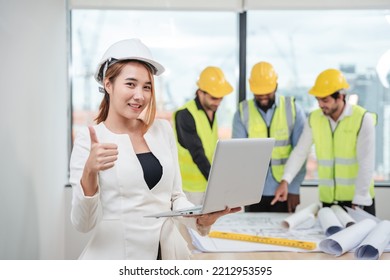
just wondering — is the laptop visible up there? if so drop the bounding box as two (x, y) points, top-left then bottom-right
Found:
(144, 137), (275, 218)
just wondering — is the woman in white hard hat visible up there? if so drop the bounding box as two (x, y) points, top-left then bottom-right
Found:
(69, 38), (240, 260)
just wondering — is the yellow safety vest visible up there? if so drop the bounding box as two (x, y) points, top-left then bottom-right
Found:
(239, 96), (296, 182)
(309, 105), (375, 203)
(174, 100), (218, 192)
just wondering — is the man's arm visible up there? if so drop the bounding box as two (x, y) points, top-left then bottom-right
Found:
(271, 119), (313, 205)
(283, 119), (312, 184)
(175, 109), (211, 180)
(287, 103), (307, 195)
(353, 113), (375, 206)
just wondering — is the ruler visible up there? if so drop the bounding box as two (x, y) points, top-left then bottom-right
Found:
(208, 231), (317, 250)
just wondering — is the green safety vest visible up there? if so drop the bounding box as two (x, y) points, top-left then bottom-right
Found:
(309, 105), (375, 203)
(174, 100), (218, 192)
(239, 96), (296, 182)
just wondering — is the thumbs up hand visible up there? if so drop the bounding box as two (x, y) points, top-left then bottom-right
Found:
(86, 126), (118, 172)
(81, 126), (118, 196)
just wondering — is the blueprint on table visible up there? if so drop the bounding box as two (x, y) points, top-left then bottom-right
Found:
(188, 210), (390, 259)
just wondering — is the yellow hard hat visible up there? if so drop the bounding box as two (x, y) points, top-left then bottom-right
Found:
(249, 62), (278, 95)
(309, 69), (350, 98)
(197, 66), (233, 98)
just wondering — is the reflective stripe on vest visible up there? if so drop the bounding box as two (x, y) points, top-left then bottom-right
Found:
(239, 96), (296, 182)
(309, 105), (375, 203)
(174, 100), (218, 192)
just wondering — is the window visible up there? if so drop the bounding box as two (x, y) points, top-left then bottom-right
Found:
(71, 8), (390, 184)
(247, 10), (390, 182)
(71, 10), (238, 139)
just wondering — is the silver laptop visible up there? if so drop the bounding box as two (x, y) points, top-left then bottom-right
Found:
(145, 138), (275, 218)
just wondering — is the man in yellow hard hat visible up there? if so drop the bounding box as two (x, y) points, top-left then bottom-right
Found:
(272, 68), (376, 215)
(174, 66), (233, 205)
(232, 61), (306, 213)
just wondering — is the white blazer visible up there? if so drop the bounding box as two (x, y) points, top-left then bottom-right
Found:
(70, 119), (208, 260)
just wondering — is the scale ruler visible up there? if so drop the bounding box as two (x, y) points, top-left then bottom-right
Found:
(208, 231), (317, 250)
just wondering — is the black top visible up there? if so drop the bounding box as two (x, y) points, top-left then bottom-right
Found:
(136, 152), (162, 190)
(174, 96), (215, 180)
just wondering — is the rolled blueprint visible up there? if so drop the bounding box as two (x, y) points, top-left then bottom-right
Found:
(319, 218), (377, 256)
(354, 220), (390, 260)
(345, 206), (381, 223)
(317, 207), (343, 236)
(330, 205), (355, 227)
(282, 202), (321, 229)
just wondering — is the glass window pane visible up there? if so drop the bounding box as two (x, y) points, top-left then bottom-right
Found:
(71, 10), (238, 139)
(247, 10), (390, 182)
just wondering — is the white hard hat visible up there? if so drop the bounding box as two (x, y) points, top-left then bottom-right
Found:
(94, 38), (165, 85)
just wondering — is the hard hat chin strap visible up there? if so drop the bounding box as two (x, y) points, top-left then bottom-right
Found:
(101, 58), (119, 82)
(98, 58), (119, 93)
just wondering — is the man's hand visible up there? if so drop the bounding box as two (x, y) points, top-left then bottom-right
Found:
(271, 180), (289, 206)
(287, 193), (300, 213)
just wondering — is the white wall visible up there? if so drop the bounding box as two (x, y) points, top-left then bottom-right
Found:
(0, 0), (68, 259)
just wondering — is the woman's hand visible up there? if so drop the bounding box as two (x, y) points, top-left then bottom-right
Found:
(81, 126), (118, 196)
(85, 126), (118, 173)
(195, 207), (241, 227)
